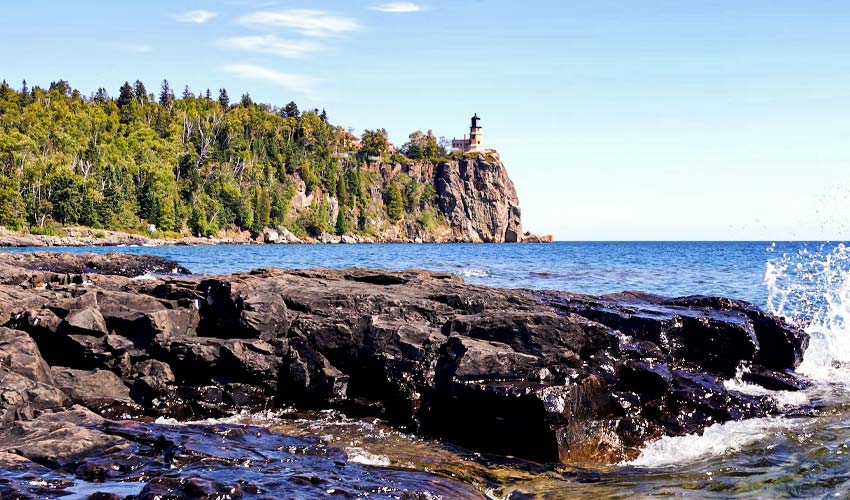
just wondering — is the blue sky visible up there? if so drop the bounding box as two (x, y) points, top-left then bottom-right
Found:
(2, 1), (849, 240)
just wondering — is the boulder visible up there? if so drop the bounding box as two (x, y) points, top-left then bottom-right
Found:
(50, 367), (132, 408)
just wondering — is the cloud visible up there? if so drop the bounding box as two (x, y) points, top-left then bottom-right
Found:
(237, 9), (360, 37)
(223, 63), (316, 95)
(113, 43), (153, 53)
(220, 35), (321, 58)
(370, 2), (424, 13)
(174, 10), (219, 23)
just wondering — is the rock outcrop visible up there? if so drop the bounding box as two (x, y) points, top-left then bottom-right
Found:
(0, 252), (810, 483)
(435, 153), (523, 242)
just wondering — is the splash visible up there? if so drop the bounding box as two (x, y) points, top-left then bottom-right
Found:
(765, 243), (850, 382)
(626, 417), (793, 467)
(461, 268), (492, 278)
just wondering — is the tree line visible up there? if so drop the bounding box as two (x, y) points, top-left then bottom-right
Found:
(0, 78), (451, 237)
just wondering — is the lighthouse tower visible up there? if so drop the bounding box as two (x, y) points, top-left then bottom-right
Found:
(468, 113), (483, 152)
(451, 113), (485, 153)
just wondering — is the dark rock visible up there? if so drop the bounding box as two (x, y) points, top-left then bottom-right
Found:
(0, 251), (191, 277)
(0, 256), (811, 467)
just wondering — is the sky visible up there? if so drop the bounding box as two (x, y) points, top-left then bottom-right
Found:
(1, 0), (848, 240)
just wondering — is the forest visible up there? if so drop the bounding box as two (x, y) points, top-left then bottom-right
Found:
(0, 79), (449, 238)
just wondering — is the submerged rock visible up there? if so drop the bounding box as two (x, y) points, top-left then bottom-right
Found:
(0, 253), (809, 474)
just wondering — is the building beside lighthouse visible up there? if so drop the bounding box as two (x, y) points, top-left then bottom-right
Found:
(451, 113), (484, 153)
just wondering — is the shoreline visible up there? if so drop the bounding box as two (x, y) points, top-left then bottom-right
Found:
(0, 226), (554, 247)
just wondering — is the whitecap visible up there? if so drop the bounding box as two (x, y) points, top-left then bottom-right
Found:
(626, 417), (794, 468)
(346, 447), (391, 466)
(461, 268), (491, 278)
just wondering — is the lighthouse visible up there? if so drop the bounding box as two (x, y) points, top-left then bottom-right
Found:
(451, 113), (485, 153)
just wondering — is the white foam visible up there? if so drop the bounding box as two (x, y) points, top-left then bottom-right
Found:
(346, 447), (391, 466)
(766, 243), (850, 386)
(461, 268), (491, 278)
(722, 366), (809, 407)
(626, 417), (793, 468)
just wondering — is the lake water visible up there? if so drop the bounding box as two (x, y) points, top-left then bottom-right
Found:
(3, 241), (828, 306)
(5, 240), (850, 498)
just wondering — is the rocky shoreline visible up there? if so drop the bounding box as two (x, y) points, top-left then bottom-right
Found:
(0, 252), (808, 498)
(0, 226), (553, 247)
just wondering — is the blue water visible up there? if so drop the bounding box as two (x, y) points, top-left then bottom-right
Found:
(4, 241), (845, 309)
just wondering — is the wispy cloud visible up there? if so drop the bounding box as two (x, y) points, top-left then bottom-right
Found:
(174, 10), (219, 24)
(237, 9), (360, 37)
(223, 63), (317, 95)
(220, 35), (321, 58)
(113, 43), (153, 53)
(370, 2), (424, 13)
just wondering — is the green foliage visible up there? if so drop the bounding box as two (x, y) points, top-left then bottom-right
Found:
(418, 208), (437, 231)
(298, 199), (331, 237)
(0, 78), (455, 239)
(386, 182), (404, 223)
(0, 78), (352, 236)
(335, 209), (349, 235)
(360, 129), (389, 160)
(400, 130), (444, 161)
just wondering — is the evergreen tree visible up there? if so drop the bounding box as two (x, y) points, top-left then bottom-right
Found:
(283, 101), (299, 118)
(19, 80), (30, 106)
(93, 87), (109, 103)
(182, 85), (192, 99)
(218, 88), (229, 107)
(205, 88), (212, 100)
(133, 80), (148, 102)
(319, 109), (328, 122)
(116, 81), (134, 109)
(159, 79), (173, 107)
(240, 93), (253, 107)
(387, 183), (404, 222)
(335, 210), (349, 235)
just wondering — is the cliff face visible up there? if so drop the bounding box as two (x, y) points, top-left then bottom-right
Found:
(285, 151), (524, 243)
(434, 153), (522, 243)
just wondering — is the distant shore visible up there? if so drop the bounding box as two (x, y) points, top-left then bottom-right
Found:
(0, 226), (552, 248)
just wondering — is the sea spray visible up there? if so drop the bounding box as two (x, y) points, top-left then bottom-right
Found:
(766, 242), (850, 383)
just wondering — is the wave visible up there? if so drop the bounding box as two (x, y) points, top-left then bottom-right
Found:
(625, 417), (795, 468)
(460, 268), (492, 278)
(766, 242), (850, 384)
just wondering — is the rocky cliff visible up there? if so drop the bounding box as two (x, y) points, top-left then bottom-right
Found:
(434, 153), (523, 242)
(283, 151), (526, 244)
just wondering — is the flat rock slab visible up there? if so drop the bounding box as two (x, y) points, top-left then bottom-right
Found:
(0, 413), (484, 500)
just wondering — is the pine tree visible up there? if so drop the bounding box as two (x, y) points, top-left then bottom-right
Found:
(205, 88), (212, 100)
(283, 101), (299, 118)
(240, 93), (253, 107)
(335, 210), (349, 235)
(159, 79), (173, 107)
(19, 80), (30, 106)
(182, 85), (192, 99)
(218, 88), (229, 108)
(387, 183), (404, 222)
(133, 80), (147, 102)
(93, 87), (109, 103)
(320, 109), (328, 122)
(116, 82), (134, 109)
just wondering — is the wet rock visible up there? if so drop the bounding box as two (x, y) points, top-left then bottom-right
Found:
(0, 251), (191, 277)
(0, 256), (810, 467)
